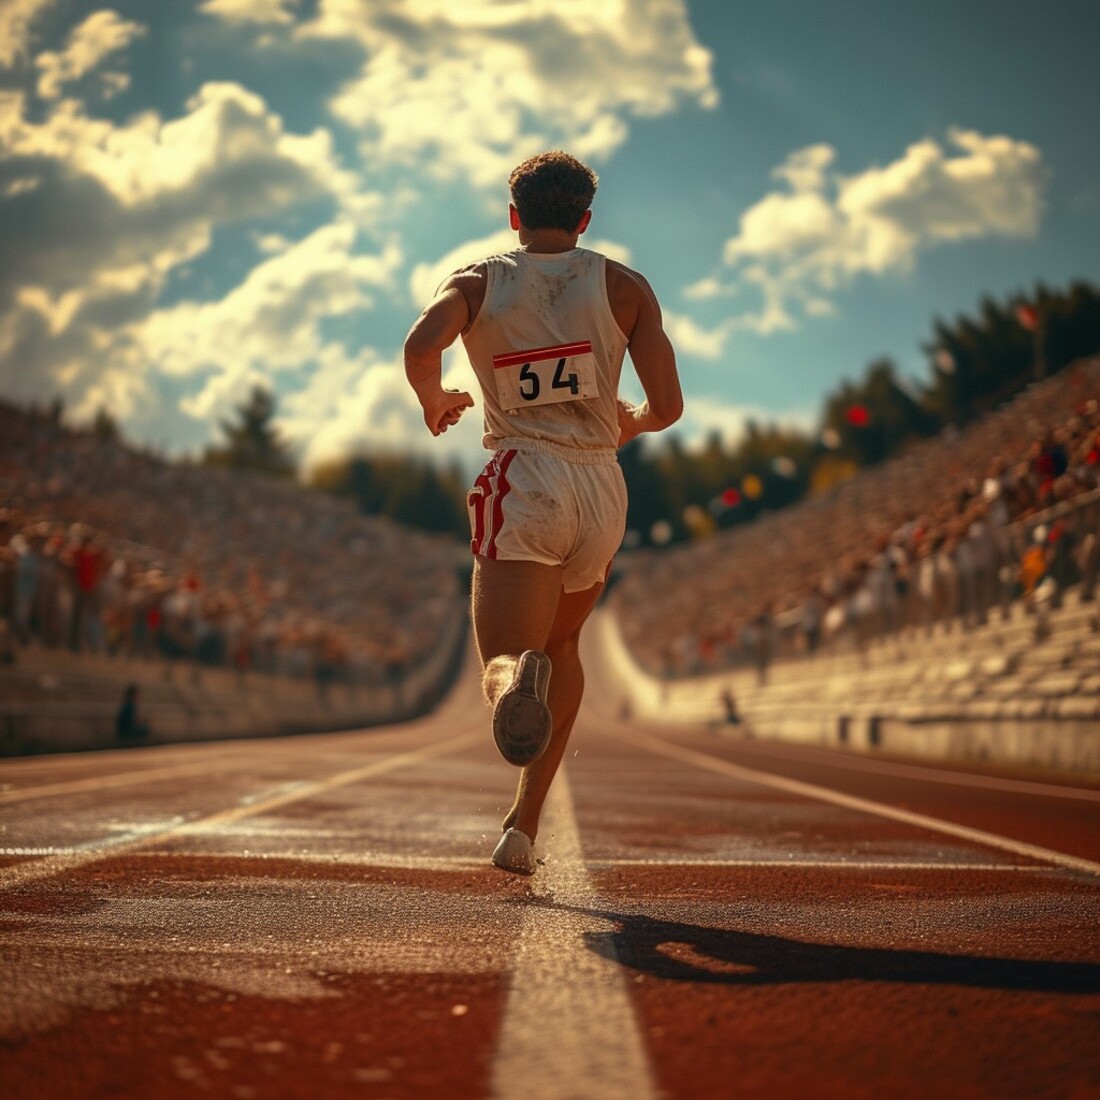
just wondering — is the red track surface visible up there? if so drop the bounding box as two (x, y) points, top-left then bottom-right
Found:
(1, 639), (1098, 1099)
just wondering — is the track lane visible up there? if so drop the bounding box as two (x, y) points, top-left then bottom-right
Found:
(1, 641), (1098, 1098)
(698, 733), (1100, 800)
(565, 706), (1100, 1099)
(610, 726), (1100, 876)
(617, 723), (1100, 866)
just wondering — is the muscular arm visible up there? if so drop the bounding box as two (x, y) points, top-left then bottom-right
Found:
(403, 275), (478, 436)
(608, 263), (683, 448)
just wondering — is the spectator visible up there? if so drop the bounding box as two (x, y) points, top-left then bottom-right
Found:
(11, 529), (39, 644)
(0, 397), (462, 685)
(720, 686), (741, 724)
(612, 357), (1100, 675)
(68, 528), (109, 653)
(115, 684), (150, 742)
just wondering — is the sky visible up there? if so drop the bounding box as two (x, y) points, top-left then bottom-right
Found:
(1, 0), (1097, 477)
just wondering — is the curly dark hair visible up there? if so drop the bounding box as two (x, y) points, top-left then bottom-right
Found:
(508, 151), (598, 232)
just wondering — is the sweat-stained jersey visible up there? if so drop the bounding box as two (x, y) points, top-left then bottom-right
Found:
(461, 247), (629, 457)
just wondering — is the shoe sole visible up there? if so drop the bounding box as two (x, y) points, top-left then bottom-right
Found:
(492, 650), (552, 767)
(492, 828), (536, 875)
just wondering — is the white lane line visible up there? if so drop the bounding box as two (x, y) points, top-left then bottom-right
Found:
(0, 849), (487, 871)
(0, 730), (433, 809)
(0, 755), (266, 805)
(0, 730), (483, 890)
(492, 770), (657, 1100)
(587, 859), (1047, 871)
(99, 849), (491, 872)
(0, 849), (1049, 874)
(620, 730), (1100, 878)
(0, 821), (188, 862)
(722, 741), (1100, 802)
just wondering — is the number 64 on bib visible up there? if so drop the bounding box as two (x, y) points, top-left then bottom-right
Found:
(493, 340), (599, 413)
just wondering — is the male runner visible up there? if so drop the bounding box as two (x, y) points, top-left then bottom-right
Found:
(404, 151), (682, 874)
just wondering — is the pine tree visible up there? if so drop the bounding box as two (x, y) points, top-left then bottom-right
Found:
(204, 385), (296, 478)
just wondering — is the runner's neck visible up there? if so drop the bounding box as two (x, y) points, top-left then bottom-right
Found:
(516, 229), (582, 254)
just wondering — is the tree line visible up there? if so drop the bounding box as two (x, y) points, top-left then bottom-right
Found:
(622, 280), (1099, 546)
(87, 280), (1100, 546)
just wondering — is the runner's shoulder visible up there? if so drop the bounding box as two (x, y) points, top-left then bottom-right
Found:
(604, 258), (657, 332)
(443, 261), (488, 288)
(606, 258), (657, 298)
(439, 263), (487, 324)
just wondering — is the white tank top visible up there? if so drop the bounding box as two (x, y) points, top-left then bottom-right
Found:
(462, 247), (629, 459)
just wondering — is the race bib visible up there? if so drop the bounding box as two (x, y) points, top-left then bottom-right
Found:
(493, 340), (599, 412)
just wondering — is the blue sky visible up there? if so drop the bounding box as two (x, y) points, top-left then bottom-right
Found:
(1, 0), (1096, 475)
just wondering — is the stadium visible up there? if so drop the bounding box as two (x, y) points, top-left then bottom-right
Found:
(1, 2), (1098, 1097)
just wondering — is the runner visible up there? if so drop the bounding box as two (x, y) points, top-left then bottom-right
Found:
(404, 150), (683, 874)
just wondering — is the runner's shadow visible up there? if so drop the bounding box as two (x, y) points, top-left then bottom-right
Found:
(516, 897), (1100, 992)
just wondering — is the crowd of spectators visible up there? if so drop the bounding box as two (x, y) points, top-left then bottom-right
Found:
(5, 359), (1096, 690)
(0, 403), (464, 685)
(613, 358), (1100, 678)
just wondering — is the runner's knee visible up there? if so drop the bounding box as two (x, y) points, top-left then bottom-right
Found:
(546, 632), (581, 667)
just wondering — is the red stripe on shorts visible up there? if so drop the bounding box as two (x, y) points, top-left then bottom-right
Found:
(470, 477), (487, 555)
(470, 449), (516, 558)
(486, 448), (514, 558)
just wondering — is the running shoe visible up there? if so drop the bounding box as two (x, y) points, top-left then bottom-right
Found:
(492, 649), (552, 766)
(492, 828), (537, 875)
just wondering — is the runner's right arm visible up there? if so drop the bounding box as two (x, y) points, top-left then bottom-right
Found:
(609, 265), (682, 448)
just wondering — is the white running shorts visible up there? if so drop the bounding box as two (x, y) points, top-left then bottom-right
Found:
(468, 446), (627, 592)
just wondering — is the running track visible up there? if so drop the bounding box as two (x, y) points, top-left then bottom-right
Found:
(1, 631), (1098, 1099)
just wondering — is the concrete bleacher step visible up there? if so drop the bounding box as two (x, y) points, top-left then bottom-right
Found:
(946, 680), (982, 702)
(1014, 646), (1086, 678)
(983, 678), (1027, 698)
(614, 582), (1099, 775)
(735, 587), (1098, 714)
(1055, 695), (1100, 719)
(977, 653), (1019, 678)
(1024, 669), (1085, 697)
(941, 659), (976, 682)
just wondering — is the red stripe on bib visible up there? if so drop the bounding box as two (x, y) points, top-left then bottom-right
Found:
(492, 341), (592, 369)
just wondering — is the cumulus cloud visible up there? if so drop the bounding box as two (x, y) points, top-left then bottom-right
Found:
(280, 349), (476, 473)
(2, 2), (719, 466)
(43, 219), (404, 459)
(0, 0), (56, 68)
(139, 222), (401, 408)
(34, 9), (146, 99)
(291, 0), (717, 188)
(272, 327), (504, 476)
(199, 0), (301, 25)
(0, 77), (374, 435)
(1, 82), (348, 316)
(691, 129), (1047, 332)
(771, 143), (835, 194)
(662, 310), (735, 360)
